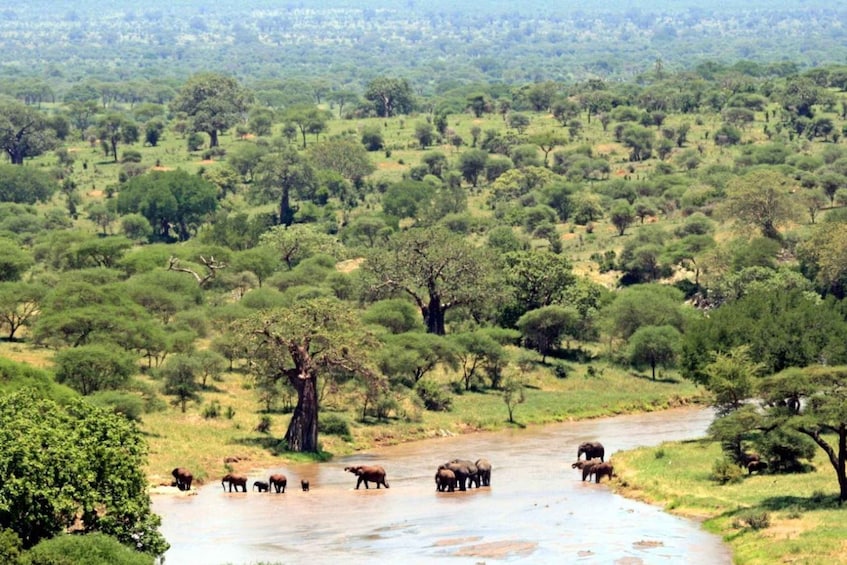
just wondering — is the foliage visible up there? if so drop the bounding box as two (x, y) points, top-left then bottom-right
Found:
(159, 354), (202, 413)
(53, 344), (137, 396)
(414, 378), (452, 412)
(116, 170), (218, 242)
(236, 298), (377, 452)
(170, 73), (252, 147)
(0, 390), (167, 556)
(625, 325), (681, 380)
(0, 165), (56, 204)
(24, 533), (154, 565)
(710, 457), (744, 485)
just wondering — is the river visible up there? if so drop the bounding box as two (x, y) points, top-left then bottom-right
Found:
(153, 407), (731, 564)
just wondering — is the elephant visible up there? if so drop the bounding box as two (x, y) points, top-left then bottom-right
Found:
(747, 460), (768, 475)
(269, 473), (287, 493)
(221, 473), (248, 492)
(440, 459), (478, 491)
(475, 458), (492, 487)
(740, 452), (761, 468)
(253, 480), (269, 492)
(171, 467), (193, 491)
(344, 465), (390, 489)
(577, 441), (605, 462)
(301, 479), (310, 491)
(571, 458), (602, 481)
(435, 468), (457, 492)
(592, 462), (614, 483)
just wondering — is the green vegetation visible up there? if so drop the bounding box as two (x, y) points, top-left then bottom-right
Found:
(4, 2), (847, 561)
(615, 440), (847, 564)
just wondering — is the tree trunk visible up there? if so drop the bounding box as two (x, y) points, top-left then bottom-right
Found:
(279, 187), (293, 226)
(284, 361), (319, 453)
(651, 360), (656, 380)
(423, 295), (446, 335)
(839, 426), (847, 504)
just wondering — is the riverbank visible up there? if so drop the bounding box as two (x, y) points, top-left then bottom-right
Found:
(613, 440), (847, 564)
(143, 362), (708, 489)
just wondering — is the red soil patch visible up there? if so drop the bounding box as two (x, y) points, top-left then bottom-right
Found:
(198, 160), (215, 165)
(88, 190), (103, 197)
(152, 166), (174, 171)
(377, 162), (406, 170)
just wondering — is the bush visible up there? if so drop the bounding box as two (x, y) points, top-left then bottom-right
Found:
(24, 533), (154, 565)
(121, 150), (143, 164)
(710, 457), (743, 485)
(88, 391), (145, 422)
(732, 509), (770, 530)
(415, 379), (453, 412)
(320, 413), (351, 438)
(202, 400), (221, 419)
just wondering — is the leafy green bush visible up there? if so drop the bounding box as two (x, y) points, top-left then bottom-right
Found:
(710, 457), (743, 485)
(23, 533), (154, 565)
(320, 413), (351, 440)
(415, 379), (453, 412)
(87, 391), (145, 422)
(202, 400), (221, 419)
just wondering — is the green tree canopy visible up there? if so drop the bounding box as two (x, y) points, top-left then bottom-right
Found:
(0, 98), (57, 164)
(364, 77), (414, 117)
(53, 344), (137, 395)
(0, 390), (167, 556)
(170, 73), (252, 147)
(0, 165), (56, 204)
(116, 170), (218, 241)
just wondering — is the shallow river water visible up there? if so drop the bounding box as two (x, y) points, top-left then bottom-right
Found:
(153, 407), (732, 565)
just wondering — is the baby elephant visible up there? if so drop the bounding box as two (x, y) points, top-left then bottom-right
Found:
(435, 467), (457, 492)
(253, 480), (269, 492)
(592, 462), (615, 483)
(344, 465), (390, 489)
(301, 479), (310, 492)
(572, 458), (602, 482)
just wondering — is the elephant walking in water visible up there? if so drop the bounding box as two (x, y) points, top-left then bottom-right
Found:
(577, 441), (605, 462)
(475, 458), (492, 487)
(572, 458), (602, 481)
(171, 467), (193, 491)
(435, 468), (457, 492)
(253, 480), (269, 492)
(221, 473), (248, 492)
(269, 474), (287, 493)
(344, 465), (390, 489)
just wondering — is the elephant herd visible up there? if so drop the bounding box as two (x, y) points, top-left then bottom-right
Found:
(171, 441), (612, 496)
(572, 441), (615, 483)
(435, 458), (492, 492)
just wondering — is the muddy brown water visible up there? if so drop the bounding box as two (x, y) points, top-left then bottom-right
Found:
(153, 408), (732, 564)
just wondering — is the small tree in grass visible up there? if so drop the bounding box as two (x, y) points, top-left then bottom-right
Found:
(160, 354), (201, 412)
(502, 374), (526, 424)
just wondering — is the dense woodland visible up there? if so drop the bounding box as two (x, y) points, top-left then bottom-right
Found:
(3, 1), (847, 563)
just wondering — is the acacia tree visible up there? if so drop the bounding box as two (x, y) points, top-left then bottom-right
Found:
(363, 77), (414, 117)
(170, 73), (252, 148)
(254, 148), (317, 226)
(0, 99), (56, 164)
(719, 170), (799, 240)
(364, 226), (495, 335)
(759, 366), (847, 503)
(626, 325), (681, 380)
(237, 298), (375, 453)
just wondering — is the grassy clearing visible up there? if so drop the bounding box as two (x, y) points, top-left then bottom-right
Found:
(613, 440), (847, 564)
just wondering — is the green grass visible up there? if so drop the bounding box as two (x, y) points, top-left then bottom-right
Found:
(614, 440), (847, 564)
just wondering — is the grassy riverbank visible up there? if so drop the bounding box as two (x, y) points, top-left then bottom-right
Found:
(613, 440), (847, 564)
(140, 358), (706, 488)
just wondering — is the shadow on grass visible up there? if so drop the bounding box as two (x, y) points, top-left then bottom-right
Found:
(628, 371), (681, 384)
(758, 492), (842, 512)
(232, 435), (334, 461)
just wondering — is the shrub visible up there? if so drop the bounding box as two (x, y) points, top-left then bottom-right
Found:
(415, 379), (453, 412)
(88, 391), (145, 422)
(202, 400), (221, 419)
(733, 509), (770, 530)
(25, 533), (154, 565)
(319, 413), (351, 439)
(710, 457), (743, 485)
(121, 149), (143, 163)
